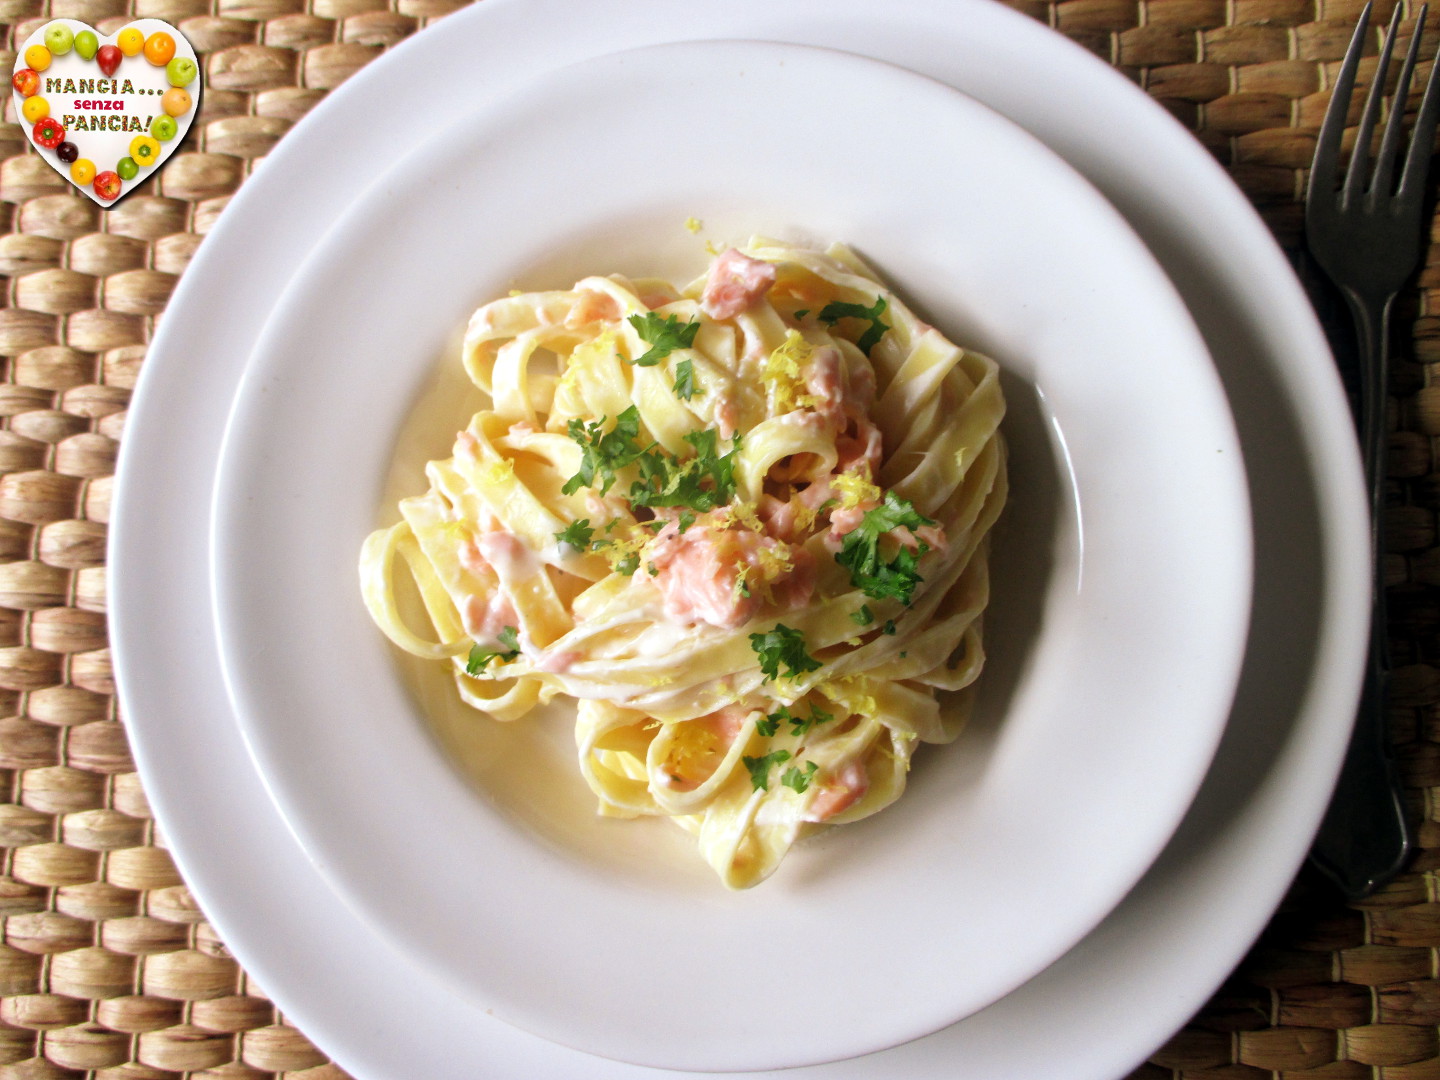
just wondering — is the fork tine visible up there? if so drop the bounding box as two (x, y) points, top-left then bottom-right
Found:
(1372, 5), (1428, 196)
(1310, 2), (1371, 205)
(1344, 3), (1405, 204)
(1400, 7), (1440, 199)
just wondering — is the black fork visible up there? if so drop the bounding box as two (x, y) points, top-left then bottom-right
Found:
(1305, 2), (1440, 899)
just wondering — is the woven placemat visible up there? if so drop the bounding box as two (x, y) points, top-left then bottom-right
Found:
(0, 0), (1433, 1077)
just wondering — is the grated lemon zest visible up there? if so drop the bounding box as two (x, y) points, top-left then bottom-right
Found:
(731, 501), (765, 534)
(832, 472), (882, 509)
(732, 562), (752, 602)
(817, 675), (879, 718)
(601, 527), (651, 575)
(754, 544), (794, 581)
(763, 331), (819, 415)
(791, 501), (819, 532)
(481, 458), (516, 486)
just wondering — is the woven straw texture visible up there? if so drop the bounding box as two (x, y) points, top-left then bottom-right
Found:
(0, 0), (1433, 1077)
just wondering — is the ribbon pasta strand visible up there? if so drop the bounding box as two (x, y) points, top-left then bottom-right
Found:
(360, 239), (1007, 888)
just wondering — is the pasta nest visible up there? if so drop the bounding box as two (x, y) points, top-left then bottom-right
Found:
(360, 238), (1007, 888)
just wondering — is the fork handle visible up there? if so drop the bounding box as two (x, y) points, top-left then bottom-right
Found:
(1309, 289), (1411, 899)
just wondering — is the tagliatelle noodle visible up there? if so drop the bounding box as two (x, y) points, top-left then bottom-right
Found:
(359, 238), (1007, 888)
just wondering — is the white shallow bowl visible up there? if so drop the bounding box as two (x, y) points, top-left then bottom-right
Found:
(208, 41), (1250, 1072)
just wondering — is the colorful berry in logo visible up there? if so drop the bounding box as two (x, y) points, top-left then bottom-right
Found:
(43, 23), (74, 55)
(92, 171), (121, 201)
(23, 45), (51, 72)
(96, 44), (122, 77)
(74, 29), (98, 60)
(161, 87), (192, 116)
(70, 159), (95, 185)
(55, 142), (78, 164)
(129, 136), (161, 167)
(19, 96), (47, 124)
(115, 157), (139, 181)
(32, 117), (65, 150)
(143, 32), (176, 66)
(150, 115), (178, 142)
(165, 56), (197, 87)
(11, 69), (39, 97)
(116, 28), (144, 56)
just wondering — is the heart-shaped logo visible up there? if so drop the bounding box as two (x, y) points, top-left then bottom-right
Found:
(11, 18), (199, 207)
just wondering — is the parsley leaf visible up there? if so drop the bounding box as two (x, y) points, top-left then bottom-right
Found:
(743, 749), (792, 791)
(882, 619), (897, 635)
(835, 489), (936, 606)
(673, 357), (698, 400)
(749, 624), (822, 681)
(677, 510), (697, 534)
(781, 760), (819, 794)
(555, 519), (594, 550)
(789, 704), (833, 738)
(464, 624), (521, 676)
(850, 604), (874, 626)
(756, 709), (784, 737)
(819, 296), (890, 355)
(627, 312), (700, 367)
(561, 406), (651, 495)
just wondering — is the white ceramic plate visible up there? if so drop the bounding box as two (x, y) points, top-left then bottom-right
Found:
(208, 41), (1249, 1072)
(110, 3), (1368, 1079)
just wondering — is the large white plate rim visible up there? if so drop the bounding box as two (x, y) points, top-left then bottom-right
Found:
(108, 2), (1368, 1078)
(208, 39), (1250, 1072)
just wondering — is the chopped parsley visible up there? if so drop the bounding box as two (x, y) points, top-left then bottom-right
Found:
(781, 760), (819, 794)
(561, 405), (739, 516)
(835, 490), (935, 606)
(627, 312), (700, 366)
(464, 625), (521, 676)
(756, 702), (834, 740)
(819, 296), (890, 355)
(882, 619), (897, 635)
(850, 604), (874, 626)
(793, 308), (810, 320)
(744, 749), (792, 791)
(789, 704), (833, 738)
(555, 519), (594, 550)
(756, 703), (831, 738)
(749, 624), (822, 681)
(628, 429), (739, 513)
(677, 510), (697, 534)
(561, 406), (651, 496)
(673, 357), (698, 400)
